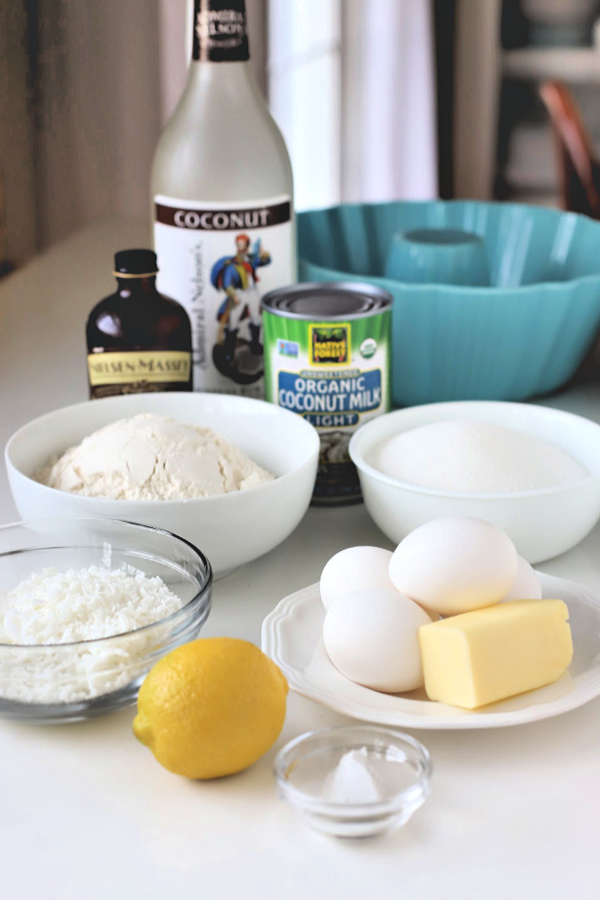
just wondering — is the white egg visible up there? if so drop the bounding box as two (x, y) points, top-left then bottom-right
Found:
(319, 546), (396, 610)
(500, 556), (542, 602)
(323, 588), (432, 692)
(389, 516), (518, 616)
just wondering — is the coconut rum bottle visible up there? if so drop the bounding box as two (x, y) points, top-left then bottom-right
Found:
(151, 0), (295, 398)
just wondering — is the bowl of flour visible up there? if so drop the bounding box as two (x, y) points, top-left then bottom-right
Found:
(349, 400), (600, 563)
(5, 394), (320, 577)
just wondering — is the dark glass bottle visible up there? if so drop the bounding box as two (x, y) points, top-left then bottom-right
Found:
(86, 249), (193, 399)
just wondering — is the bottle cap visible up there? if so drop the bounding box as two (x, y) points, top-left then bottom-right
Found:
(114, 249), (158, 277)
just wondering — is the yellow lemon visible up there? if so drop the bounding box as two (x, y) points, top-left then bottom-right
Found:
(133, 637), (288, 779)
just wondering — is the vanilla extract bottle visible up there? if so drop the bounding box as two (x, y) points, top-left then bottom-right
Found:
(86, 249), (193, 399)
(151, 0), (296, 398)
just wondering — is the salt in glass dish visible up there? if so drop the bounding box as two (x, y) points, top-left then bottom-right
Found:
(273, 725), (432, 838)
(0, 517), (212, 724)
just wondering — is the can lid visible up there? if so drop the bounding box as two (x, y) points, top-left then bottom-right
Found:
(261, 282), (392, 320)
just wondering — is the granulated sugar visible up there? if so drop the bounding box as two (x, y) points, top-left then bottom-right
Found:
(0, 565), (184, 705)
(368, 419), (589, 493)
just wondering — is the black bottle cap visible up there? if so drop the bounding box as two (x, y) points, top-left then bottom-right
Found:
(114, 249), (158, 276)
(192, 0), (250, 63)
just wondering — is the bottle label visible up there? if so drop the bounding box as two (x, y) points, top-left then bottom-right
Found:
(153, 194), (294, 398)
(87, 350), (192, 398)
(193, 0), (250, 63)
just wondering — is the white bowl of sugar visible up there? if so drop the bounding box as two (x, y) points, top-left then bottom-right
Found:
(349, 400), (600, 564)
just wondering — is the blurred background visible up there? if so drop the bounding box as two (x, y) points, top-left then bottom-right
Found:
(2, 0), (600, 272)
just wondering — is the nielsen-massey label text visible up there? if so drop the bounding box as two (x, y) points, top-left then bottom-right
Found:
(87, 351), (191, 386)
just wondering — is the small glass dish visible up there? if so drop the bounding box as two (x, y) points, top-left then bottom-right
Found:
(274, 725), (432, 838)
(0, 518), (212, 724)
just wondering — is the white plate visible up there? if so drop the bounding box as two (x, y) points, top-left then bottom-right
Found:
(261, 573), (600, 729)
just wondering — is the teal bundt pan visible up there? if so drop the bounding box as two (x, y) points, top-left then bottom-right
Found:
(298, 200), (600, 406)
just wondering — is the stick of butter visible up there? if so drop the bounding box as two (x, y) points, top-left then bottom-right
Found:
(418, 599), (573, 709)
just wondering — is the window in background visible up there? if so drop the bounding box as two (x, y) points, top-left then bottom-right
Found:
(268, 0), (438, 212)
(0, 0), (437, 262)
(267, 0), (343, 211)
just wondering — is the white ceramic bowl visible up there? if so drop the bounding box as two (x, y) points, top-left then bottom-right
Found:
(349, 401), (600, 564)
(5, 393), (319, 577)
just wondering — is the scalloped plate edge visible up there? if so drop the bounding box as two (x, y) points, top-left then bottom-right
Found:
(261, 574), (600, 730)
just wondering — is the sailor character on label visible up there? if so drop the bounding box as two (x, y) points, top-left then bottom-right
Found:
(211, 232), (272, 385)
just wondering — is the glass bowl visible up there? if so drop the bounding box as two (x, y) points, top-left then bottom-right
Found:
(0, 518), (212, 723)
(274, 725), (431, 838)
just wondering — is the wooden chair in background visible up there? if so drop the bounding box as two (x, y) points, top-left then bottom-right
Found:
(539, 81), (600, 381)
(539, 80), (600, 220)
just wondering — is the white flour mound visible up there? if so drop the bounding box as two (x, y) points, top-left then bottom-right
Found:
(0, 565), (184, 704)
(368, 419), (589, 493)
(37, 413), (274, 501)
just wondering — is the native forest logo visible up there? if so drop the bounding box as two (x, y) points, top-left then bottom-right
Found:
(310, 325), (350, 365)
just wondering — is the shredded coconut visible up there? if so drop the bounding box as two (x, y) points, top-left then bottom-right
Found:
(368, 419), (589, 493)
(36, 413), (274, 501)
(0, 565), (185, 705)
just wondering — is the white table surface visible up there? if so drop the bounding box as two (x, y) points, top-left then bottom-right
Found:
(1, 218), (600, 899)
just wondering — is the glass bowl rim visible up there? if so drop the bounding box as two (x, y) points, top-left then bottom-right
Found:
(273, 724), (432, 815)
(0, 516), (213, 649)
